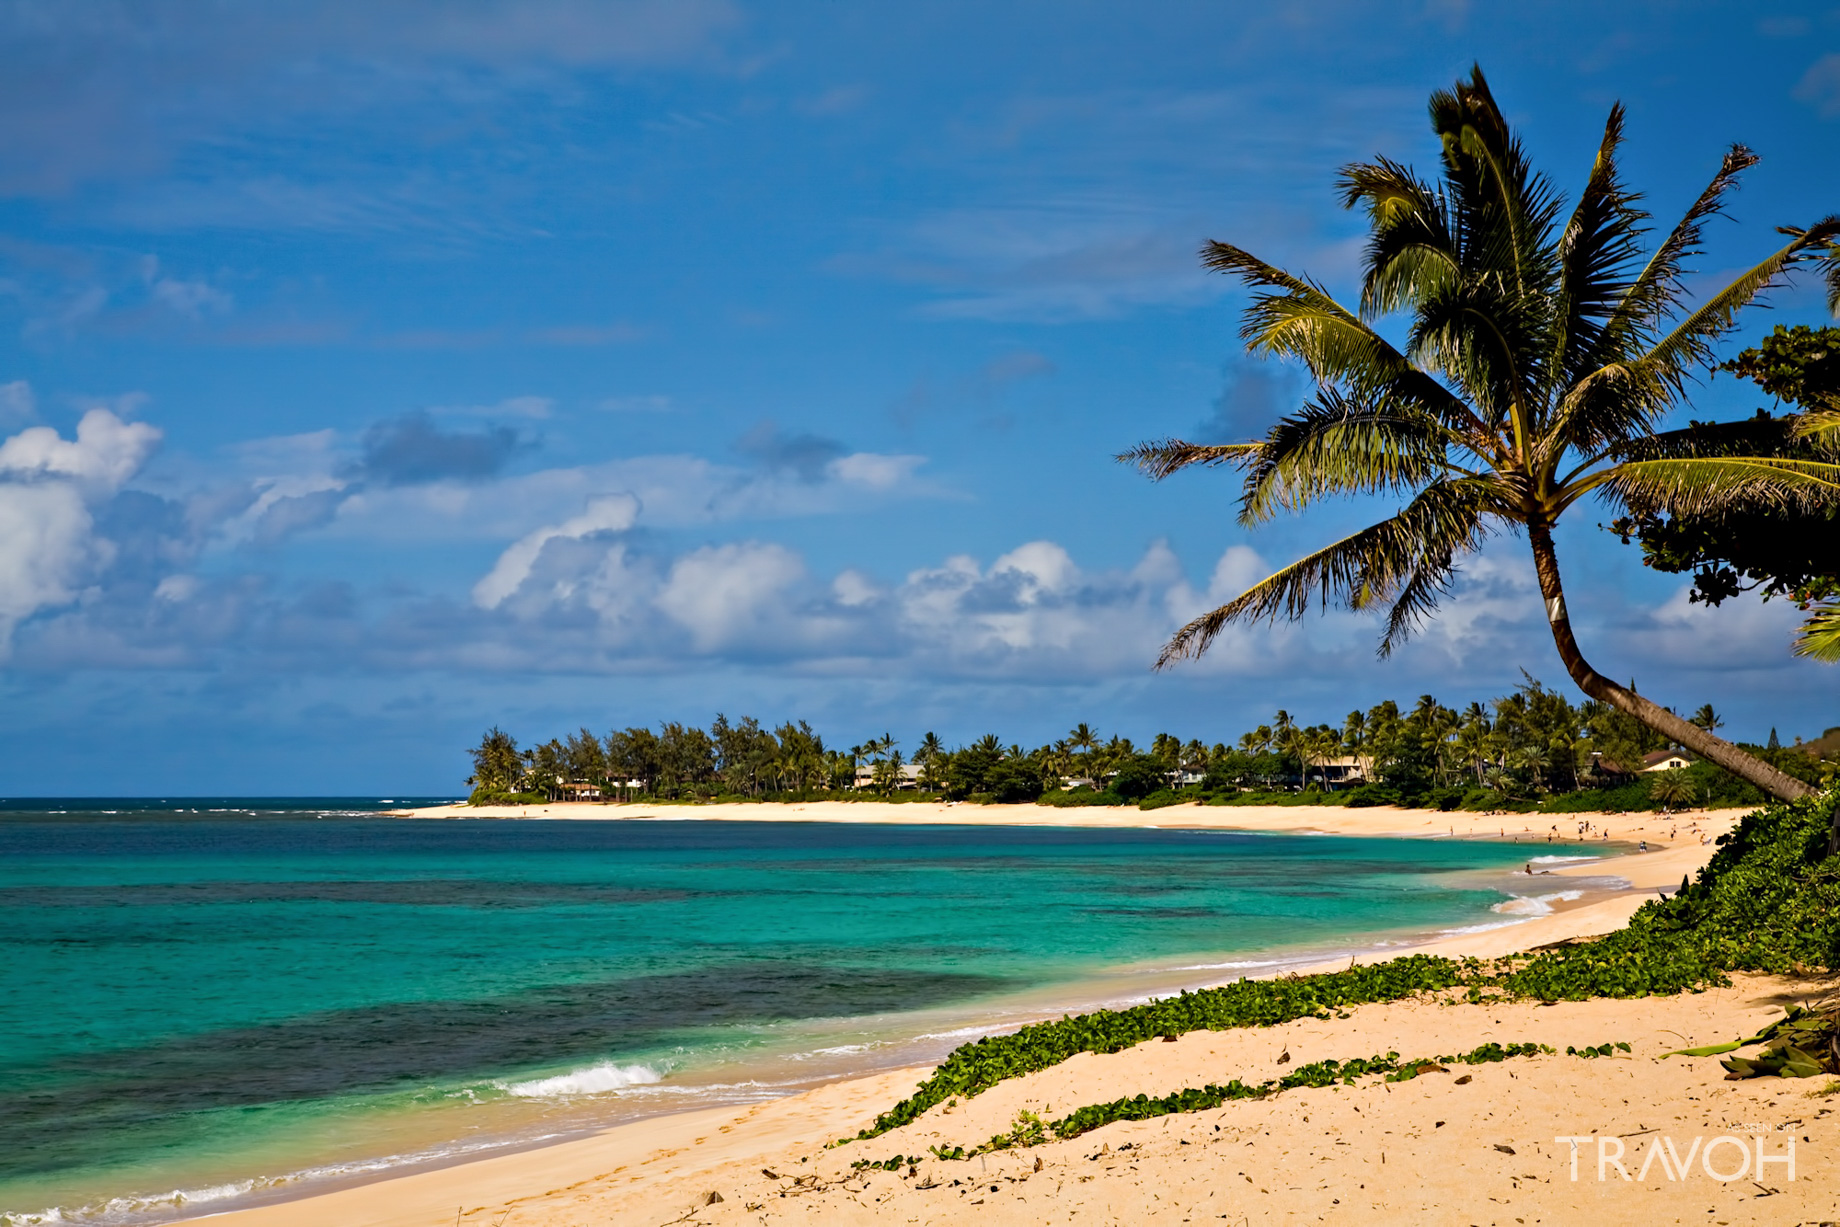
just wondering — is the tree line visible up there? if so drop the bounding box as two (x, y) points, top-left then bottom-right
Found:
(465, 677), (1826, 809)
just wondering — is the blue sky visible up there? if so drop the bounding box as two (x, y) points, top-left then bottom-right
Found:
(3, 1), (1838, 793)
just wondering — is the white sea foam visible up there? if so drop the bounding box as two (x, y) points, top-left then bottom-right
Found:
(1491, 890), (1584, 917)
(1438, 918), (1533, 936)
(1166, 957), (1291, 971)
(499, 1061), (663, 1097)
(914, 1023), (1008, 1042)
(2, 1130), (592, 1227)
(1529, 854), (1599, 865)
(3, 1179), (258, 1227)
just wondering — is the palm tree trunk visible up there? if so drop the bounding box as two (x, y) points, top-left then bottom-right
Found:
(1528, 523), (1812, 803)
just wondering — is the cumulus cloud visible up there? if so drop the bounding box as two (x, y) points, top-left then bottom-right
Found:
(473, 493), (640, 608)
(0, 408), (161, 488)
(656, 542), (807, 650)
(466, 522), (1285, 681)
(0, 409), (161, 649)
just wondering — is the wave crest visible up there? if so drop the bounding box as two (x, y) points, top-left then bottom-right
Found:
(499, 1061), (663, 1098)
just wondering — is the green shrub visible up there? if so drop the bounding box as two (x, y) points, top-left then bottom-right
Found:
(1107, 756), (1165, 801)
(1039, 789), (1125, 808)
(1493, 788), (1840, 999)
(1539, 782), (1651, 814)
(467, 788), (549, 806)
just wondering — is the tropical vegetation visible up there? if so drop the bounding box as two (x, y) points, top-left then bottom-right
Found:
(464, 676), (1831, 812)
(1613, 323), (1840, 661)
(1121, 66), (1840, 804)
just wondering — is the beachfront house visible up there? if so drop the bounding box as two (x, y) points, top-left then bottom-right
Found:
(852, 763), (925, 790)
(1584, 751), (1637, 783)
(560, 781), (602, 800)
(1641, 750), (1694, 773)
(1314, 756), (1370, 788)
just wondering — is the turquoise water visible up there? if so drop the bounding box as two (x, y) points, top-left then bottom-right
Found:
(0, 806), (1580, 1224)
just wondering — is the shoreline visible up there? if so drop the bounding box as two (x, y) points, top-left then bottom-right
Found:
(161, 807), (1750, 1226)
(396, 795), (1733, 845)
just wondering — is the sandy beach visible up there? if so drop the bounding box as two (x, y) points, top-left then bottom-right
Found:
(396, 796), (1717, 846)
(166, 801), (1814, 1226)
(186, 973), (1832, 1226)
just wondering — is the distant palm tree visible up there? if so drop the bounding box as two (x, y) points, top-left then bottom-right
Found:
(1689, 704), (1724, 734)
(1125, 66), (1835, 802)
(1649, 767), (1694, 812)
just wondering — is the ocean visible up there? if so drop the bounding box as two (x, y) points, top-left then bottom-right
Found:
(0, 802), (1595, 1225)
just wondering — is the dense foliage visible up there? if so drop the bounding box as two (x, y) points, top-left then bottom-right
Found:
(1614, 326), (1840, 613)
(465, 676), (1832, 806)
(1490, 787), (1840, 999)
(842, 789), (1840, 1143)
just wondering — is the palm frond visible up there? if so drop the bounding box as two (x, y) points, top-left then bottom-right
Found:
(1203, 241), (1405, 391)
(1621, 217), (1840, 418)
(1202, 239), (1487, 438)
(1826, 243), (1840, 316)
(1611, 412), (1801, 461)
(1340, 156), (1459, 317)
(1429, 65), (1563, 306)
(1604, 144), (1761, 350)
(1794, 599), (1840, 663)
(1407, 280), (1537, 433)
(1157, 478), (1494, 667)
(1545, 360), (1672, 463)
(1378, 555), (1463, 658)
(1604, 455), (1840, 517)
(1550, 103), (1650, 395)
(1794, 408), (1840, 449)
(1236, 387), (1459, 524)
(1116, 439), (1263, 481)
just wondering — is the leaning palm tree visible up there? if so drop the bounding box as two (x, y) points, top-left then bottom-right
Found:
(1125, 66), (1839, 803)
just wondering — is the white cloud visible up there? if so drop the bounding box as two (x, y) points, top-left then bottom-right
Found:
(827, 452), (926, 490)
(0, 408), (161, 488)
(473, 493), (640, 608)
(141, 256), (233, 317)
(0, 408), (161, 650)
(0, 482), (107, 645)
(656, 542), (806, 650)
